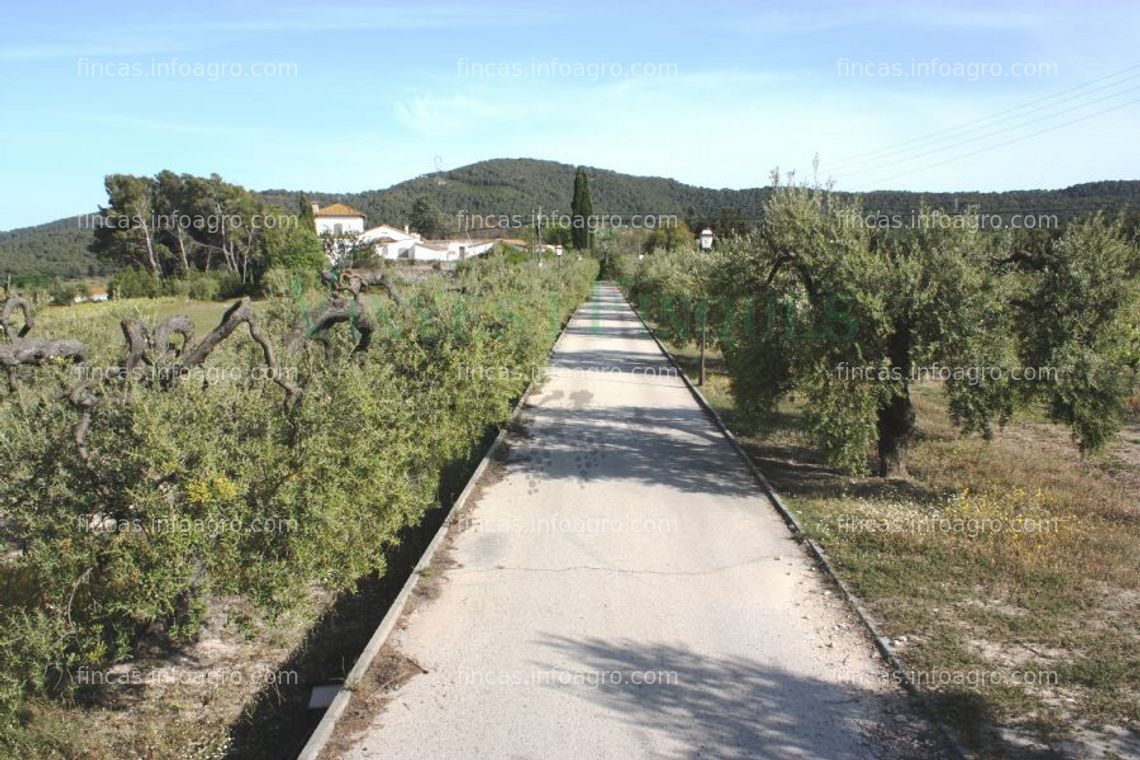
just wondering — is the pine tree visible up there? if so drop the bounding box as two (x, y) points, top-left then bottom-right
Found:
(410, 195), (445, 238)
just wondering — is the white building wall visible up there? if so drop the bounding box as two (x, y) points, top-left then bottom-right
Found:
(410, 243), (451, 261)
(361, 225), (420, 259)
(315, 216), (365, 236)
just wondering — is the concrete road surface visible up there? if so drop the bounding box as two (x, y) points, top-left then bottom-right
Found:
(335, 283), (944, 760)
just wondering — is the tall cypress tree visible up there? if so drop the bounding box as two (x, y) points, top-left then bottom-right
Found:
(298, 193), (315, 231)
(570, 166), (594, 250)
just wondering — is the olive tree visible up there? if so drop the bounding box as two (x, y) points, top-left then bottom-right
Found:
(1013, 214), (1139, 451)
(712, 177), (1018, 476)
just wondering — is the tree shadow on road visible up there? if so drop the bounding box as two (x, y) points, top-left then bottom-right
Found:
(534, 634), (953, 760)
(510, 403), (761, 498)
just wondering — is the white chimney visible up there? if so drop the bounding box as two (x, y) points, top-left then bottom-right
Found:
(311, 203), (320, 215)
(404, 224), (409, 234)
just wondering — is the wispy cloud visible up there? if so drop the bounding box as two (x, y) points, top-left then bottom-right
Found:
(26, 110), (249, 138)
(180, 3), (553, 32)
(0, 3), (550, 61)
(2, 0), (1138, 229)
(394, 91), (546, 137)
(0, 40), (193, 62)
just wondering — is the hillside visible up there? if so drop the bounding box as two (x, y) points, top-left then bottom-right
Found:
(0, 216), (113, 280)
(260, 158), (772, 230)
(267, 159), (1140, 231)
(3, 158), (1139, 279)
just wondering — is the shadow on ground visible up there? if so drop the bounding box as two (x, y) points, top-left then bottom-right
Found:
(506, 403), (762, 498)
(534, 634), (954, 760)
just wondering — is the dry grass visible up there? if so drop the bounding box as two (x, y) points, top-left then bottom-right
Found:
(666, 343), (1139, 759)
(40, 297), (238, 333)
(6, 593), (328, 759)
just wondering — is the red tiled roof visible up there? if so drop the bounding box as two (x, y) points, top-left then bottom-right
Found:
(314, 203), (365, 218)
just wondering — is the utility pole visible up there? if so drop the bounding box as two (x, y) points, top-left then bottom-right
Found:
(535, 209), (542, 267)
(698, 228), (714, 386)
(700, 307), (707, 386)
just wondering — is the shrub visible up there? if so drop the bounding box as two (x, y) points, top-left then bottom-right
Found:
(48, 281), (82, 306)
(108, 268), (161, 299)
(0, 256), (598, 731)
(600, 253), (633, 282)
(213, 271), (248, 299)
(186, 274), (220, 301)
(260, 267), (321, 300)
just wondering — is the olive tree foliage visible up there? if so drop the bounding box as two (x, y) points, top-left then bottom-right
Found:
(629, 175), (1138, 476)
(716, 179), (1029, 475)
(0, 255), (598, 729)
(629, 176), (1013, 476)
(641, 221), (696, 255)
(1012, 214), (1140, 451)
(627, 245), (707, 347)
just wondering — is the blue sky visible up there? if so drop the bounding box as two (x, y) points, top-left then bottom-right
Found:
(1, 0), (1137, 229)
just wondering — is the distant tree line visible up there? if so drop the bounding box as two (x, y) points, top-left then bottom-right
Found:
(5, 159), (1139, 282)
(89, 171), (325, 288)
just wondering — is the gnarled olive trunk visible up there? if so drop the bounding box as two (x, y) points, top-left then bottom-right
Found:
(876, 389), (915, 477)
(876, 323), (915, 477)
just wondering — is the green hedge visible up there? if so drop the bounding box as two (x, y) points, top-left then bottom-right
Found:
(108, 269), (254, 300)
(0, 255), (598, 731)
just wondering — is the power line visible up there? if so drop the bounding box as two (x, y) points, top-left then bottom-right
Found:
(823, 64), (1140, 169)
(849, 96), (1140, 190)
(827, 74), (1140, 173)
(835, 84), (1140, 180)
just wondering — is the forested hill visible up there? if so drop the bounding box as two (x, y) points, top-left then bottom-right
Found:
(4, 157), (1139, 279)
(264, 159), (1140, 230)
(260, 159), (772, 228)
(0, 216), (114, 280)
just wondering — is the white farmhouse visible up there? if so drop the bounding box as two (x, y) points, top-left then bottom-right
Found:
(357, 228), (496, 262)
(448, 239), (497, 259)
(359, 224), (421, 259)
(312, 203), (365, 236)
(419, 239), (497, 261)
(309, 203), (497, 263)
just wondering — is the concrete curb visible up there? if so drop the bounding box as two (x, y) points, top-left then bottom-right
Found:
(295, 293), (586, 760)
(621, 285), (973, 760)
